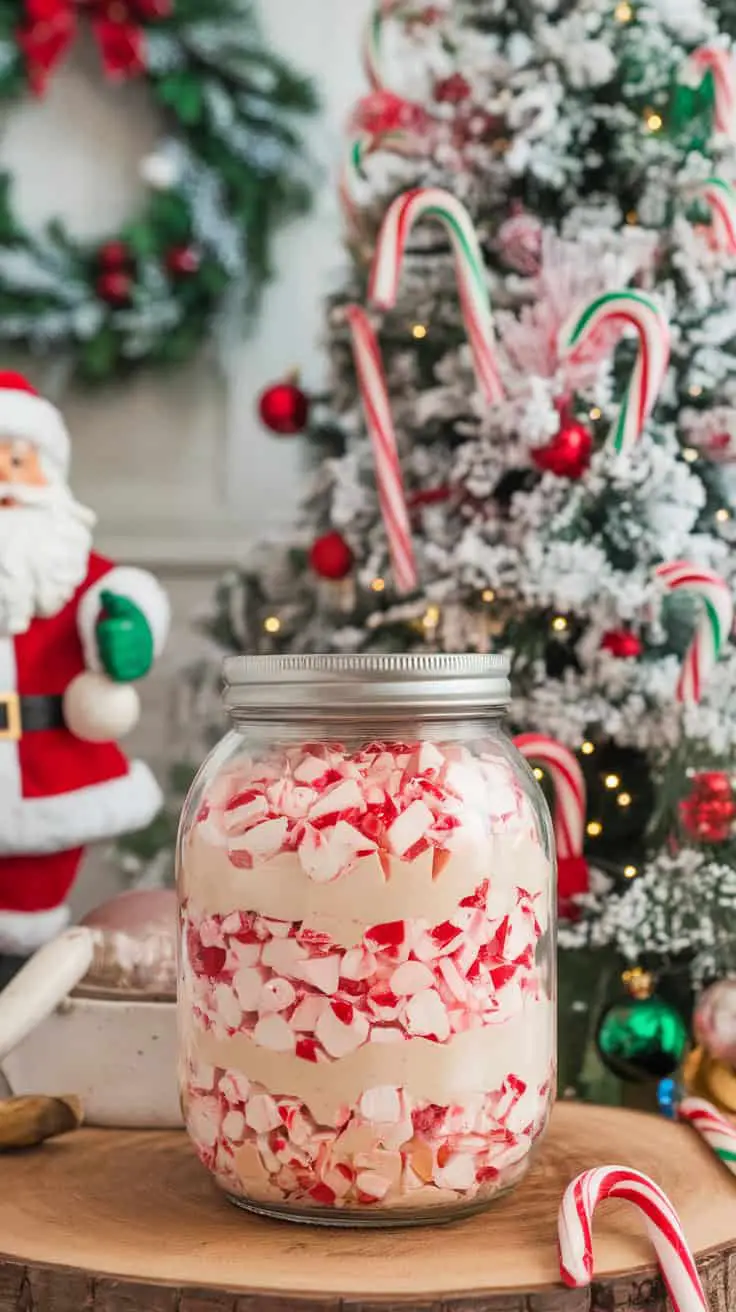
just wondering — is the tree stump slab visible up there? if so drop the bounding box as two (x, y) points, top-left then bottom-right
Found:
(0, 1102), (735, 1311)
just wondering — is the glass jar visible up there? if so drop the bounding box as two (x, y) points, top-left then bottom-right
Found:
(177, 654), (556, 1226)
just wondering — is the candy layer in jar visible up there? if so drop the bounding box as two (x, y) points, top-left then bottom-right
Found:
(180, 736), (555, 1215)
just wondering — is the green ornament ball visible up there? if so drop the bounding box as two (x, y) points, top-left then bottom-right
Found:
(596, 993), (689, 1083)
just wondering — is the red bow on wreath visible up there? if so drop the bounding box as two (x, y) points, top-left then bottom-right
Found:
(17, 0), (172, 96)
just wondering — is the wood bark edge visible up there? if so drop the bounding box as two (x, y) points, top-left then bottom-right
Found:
(1, 1240), (735, 1312)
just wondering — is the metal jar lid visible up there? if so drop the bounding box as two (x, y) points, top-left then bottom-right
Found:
(223, 653), (510, 721)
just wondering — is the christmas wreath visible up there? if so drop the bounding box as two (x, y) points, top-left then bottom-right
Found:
(0, 0), (317, 382)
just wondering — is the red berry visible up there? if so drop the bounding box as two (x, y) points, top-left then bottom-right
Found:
(601, 628), (642, 658)
(166, 244), (201, 276)
(97, 269), (133, 305)
(98, 240), (130, 270)
(532, 419), (593, 480)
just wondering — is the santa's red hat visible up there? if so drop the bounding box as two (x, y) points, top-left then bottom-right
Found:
(0, 372), (69, 481)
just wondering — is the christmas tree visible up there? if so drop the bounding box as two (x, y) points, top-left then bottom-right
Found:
(149, 1), (736, 1102)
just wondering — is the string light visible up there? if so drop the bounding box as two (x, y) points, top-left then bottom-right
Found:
(716, 507), (731, 523)
(682, 447), (699, 463)
(586, 820), (603, 837)
(533, 767), (544, 781)
(604, 773), (621, 790)
(615, 0), (633, 18)
(422, 604), (441, 630)
(371, 577), (386, 592)
(645, 110), (663, 132)
(625, 209), (639, 225)
(263, 616), (281, 634)
(589, 406), (602, 421)
(617, 792), (633, 808)
(624, 864), (638, 879)
(482, 588), (496, 602)
(412, 324), (428, 340)
(689, 384), (703, 398)
(581, 741), (595, 756)
(551, 615), (568, 633)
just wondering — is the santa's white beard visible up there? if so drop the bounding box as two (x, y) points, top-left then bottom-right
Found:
(0, 484), (96, 636)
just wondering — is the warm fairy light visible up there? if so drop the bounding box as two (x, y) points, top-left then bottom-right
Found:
(615, 0), (633, 18)
(586, 820), (603, 837)
(263, 616), (281, 634)
(581, 740), (595, 756)
(604, 773), (621, 790)
(412, 323), (428, 340)
(625, 209), (639, 225)
(624, 864), (638, 879)
(645, 110), (663, 132)
(682, 447), (699, 463)
(689, 384), (703, 398)
(551, 615), (568, 633)
(422, 604), (441, 629)
(617, 792), (633, 808)
(716, 507), (731, 523)
(533, 767), (544, 781)
(589, 407), (602, 421)
(371, 577), (386, 592)
(482, 588), (496, 602)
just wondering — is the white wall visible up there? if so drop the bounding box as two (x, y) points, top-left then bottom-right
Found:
(0, 0), (373, 567)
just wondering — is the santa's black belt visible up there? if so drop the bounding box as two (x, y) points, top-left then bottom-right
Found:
(0, 693), (65, 740)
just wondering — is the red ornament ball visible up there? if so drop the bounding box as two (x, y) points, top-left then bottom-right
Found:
(601, 629), (643, 659)
(531, 419), (593, 480)
(680, 772), (736, 843)
(258, 380), (310, 436)
(309, 532), (354, 581)
(434, 73), (472, 103)
(166, 245), (201, 276)
(694, 979), (736, 1064)
(98, 241), (131, 271)
(97, 269), (133, 306)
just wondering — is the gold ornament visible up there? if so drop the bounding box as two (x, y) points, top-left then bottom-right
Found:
(682, 1046), (736, 1114)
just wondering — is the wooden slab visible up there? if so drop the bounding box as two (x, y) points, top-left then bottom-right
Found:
(0, 1102), (735, 1311)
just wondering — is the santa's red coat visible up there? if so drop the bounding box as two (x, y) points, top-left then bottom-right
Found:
(0, 552), (168, 938)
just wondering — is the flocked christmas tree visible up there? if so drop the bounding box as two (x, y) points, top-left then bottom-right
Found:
(140, 0), (736, 1104)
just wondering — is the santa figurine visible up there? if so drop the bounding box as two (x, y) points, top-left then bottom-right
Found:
(0, 372), (169, 982)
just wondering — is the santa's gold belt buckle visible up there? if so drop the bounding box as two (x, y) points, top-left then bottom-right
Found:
(0, 692), (21, 741)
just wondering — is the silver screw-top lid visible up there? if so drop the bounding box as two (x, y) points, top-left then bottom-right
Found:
(223, 653), (510, 721)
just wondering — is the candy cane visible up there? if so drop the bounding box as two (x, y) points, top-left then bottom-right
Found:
(656, 562), (733, 705)
(514, 734), (586, 862)
(561, 290), (670, 456)
(559, 1166), (707, 1312)
(370, 188), (504, 406)
(683, 46), (736, 140)
(695, 177), (736, 254)
(679, 1097), (736, 1174)
(362, 0), (404, 91)
(345, 304), (417, 594)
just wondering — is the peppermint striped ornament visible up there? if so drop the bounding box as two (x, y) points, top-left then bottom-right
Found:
(369, 187), (504, 406)
(345, 304), (417, 594)
(514, 734), (586, 863)
(679, 1097), (736, 1174)
(683, 46), (736, 140)
(656, 562), (733, 705)
(559, 1166), (708, 1312)
(696, 177), (736, 254)
(561, 289), (670, 456)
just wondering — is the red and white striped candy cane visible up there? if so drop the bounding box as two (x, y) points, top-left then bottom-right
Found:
(362, 0), (405, 91)
(514, 734), (586, 864)
(345, 304), (417, 594)
(656, 562), (733, 704)
(683, 46), (736, 140)
(561, 289), (670, 456)
(679, 1097), (736, 1174)
(696, 177), (736, 254)
(559, 1166), (708, 1312)
(369, 187), (504, 406)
